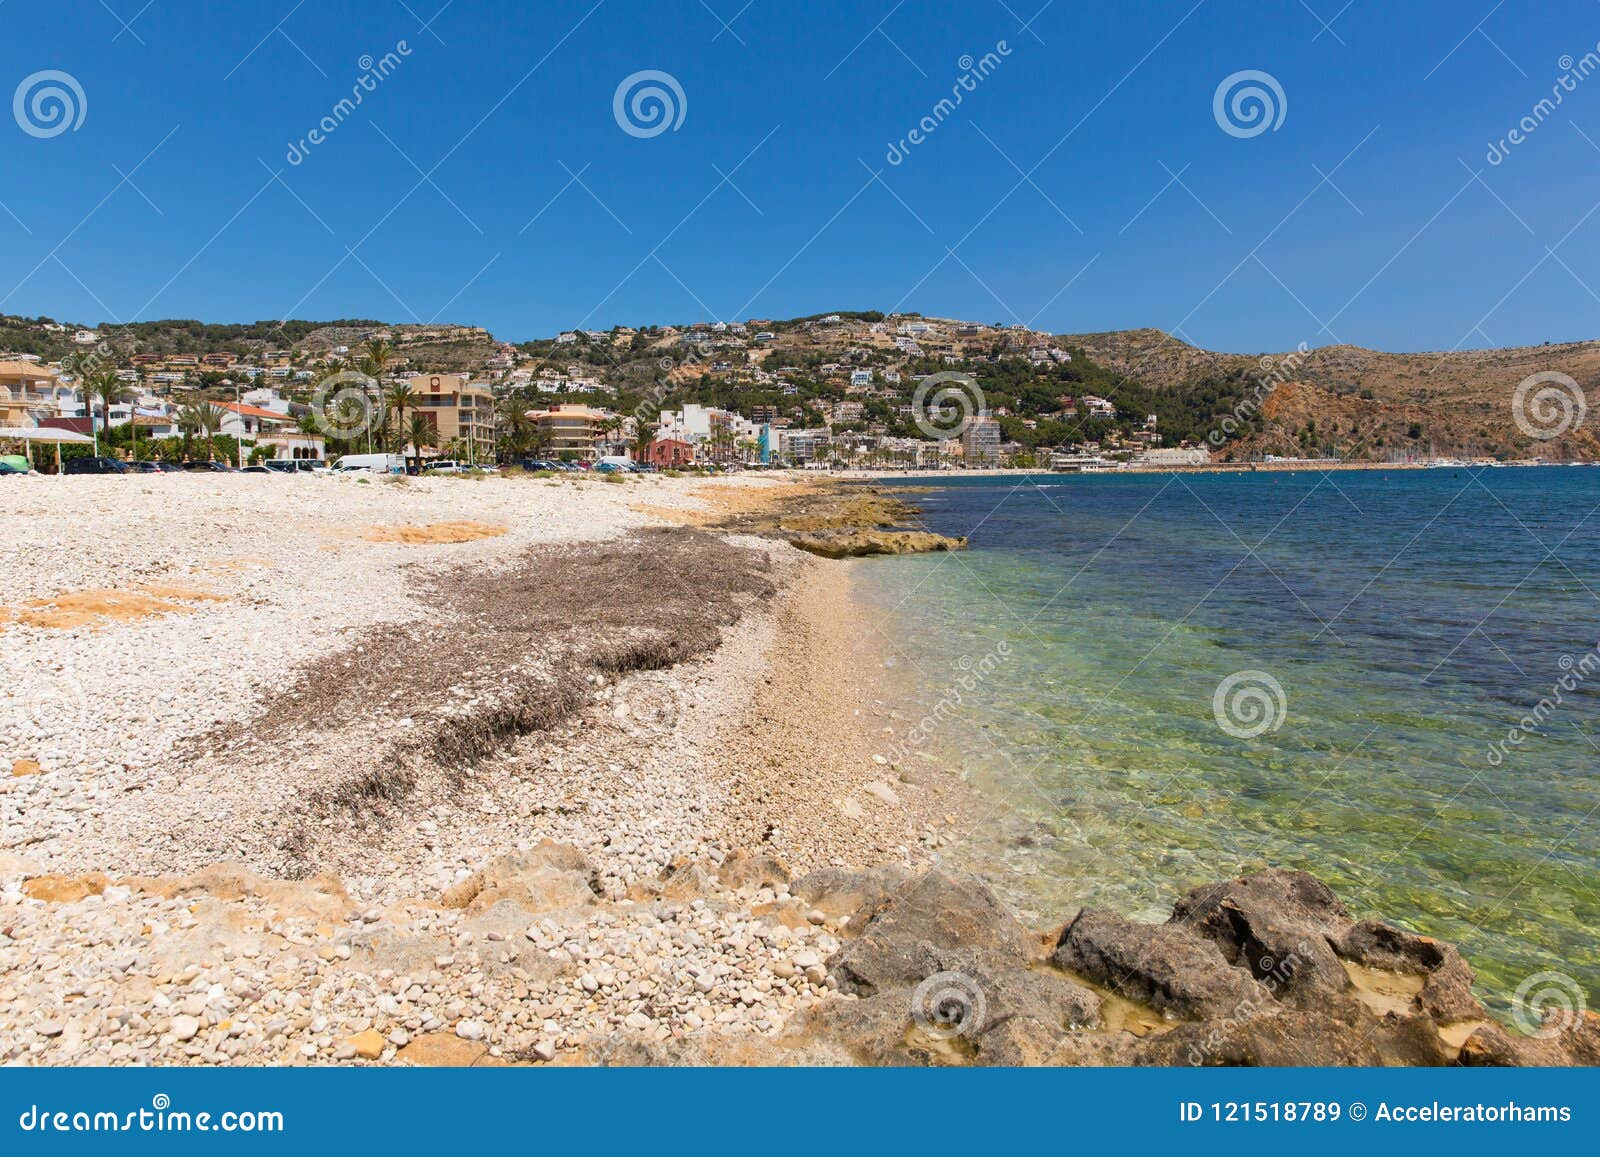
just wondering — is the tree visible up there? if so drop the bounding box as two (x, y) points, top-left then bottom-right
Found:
(85, 367), (128, 454)
(179, 401), (221, 461)
(406, 413), (434, 471)
(384, 381), (418, 455)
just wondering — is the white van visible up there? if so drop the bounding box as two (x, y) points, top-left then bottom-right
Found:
(331, 453), (405, 475)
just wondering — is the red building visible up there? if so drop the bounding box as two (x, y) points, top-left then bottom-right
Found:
(643, 437), (695, 468)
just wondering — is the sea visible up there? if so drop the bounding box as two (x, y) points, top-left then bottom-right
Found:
(851, 465), (1600, 1017)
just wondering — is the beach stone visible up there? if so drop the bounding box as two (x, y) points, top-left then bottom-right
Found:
(1053, 907), (1270, 1020)
(455, 1019), (487, 1041)
(11, 759), (44, 777)
(345, 1028), (385, 1059)
(170, 1015), (201, 1042)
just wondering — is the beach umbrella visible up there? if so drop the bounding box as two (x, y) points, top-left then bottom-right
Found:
(0, 426), (96, 472)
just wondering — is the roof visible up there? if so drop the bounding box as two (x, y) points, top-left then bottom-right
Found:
(38, 416), (92, 434)
(0, 360), (59, 379)
(215, 400), (295, 422)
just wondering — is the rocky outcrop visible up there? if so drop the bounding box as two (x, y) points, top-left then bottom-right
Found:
(763, 865), (1593, 1068)
(714, 484), (967, 558)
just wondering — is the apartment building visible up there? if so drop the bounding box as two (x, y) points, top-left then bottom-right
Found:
(411, 373), (496, 459)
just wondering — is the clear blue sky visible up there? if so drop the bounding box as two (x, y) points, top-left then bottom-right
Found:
(4, 0), (1599, 352)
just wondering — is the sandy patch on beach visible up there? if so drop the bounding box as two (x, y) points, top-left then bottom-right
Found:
(1, 584), (227, 631)
(362, 520), (509, 544)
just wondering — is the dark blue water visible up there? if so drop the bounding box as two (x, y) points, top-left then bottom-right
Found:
(853, 466), (1600, 1014)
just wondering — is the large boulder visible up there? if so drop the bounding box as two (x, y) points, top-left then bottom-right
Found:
(1053, 907), (1271, 1020)
(1170, 869), (1351, 1000)
(827, 871), (1035, 994)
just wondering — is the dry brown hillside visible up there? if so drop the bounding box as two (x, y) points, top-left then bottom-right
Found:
(1062, 328), (1600, 460)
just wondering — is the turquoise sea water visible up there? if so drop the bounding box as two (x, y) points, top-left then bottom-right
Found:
(852, 467), (1600, 1015)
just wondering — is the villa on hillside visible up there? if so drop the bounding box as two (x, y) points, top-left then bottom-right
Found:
(0, 360), (67, 427)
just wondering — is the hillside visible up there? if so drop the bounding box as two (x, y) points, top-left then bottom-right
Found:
(1063, 329), (1600, 460)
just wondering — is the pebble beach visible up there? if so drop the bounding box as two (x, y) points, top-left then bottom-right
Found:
(0, 470), (954, 1065)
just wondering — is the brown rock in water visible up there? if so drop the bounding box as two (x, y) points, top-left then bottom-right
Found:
(1053, 907), (1272, 1020)
(787, 529), (967, 559)
(1136, 1003), (1454, 1067)
(1171, 868), (1352, 1001)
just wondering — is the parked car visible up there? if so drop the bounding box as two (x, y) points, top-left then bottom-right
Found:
(64, 456), (128, 475)
(240, 465), (274, 474)
(183, 461), (237, 472)
(126, 460), (163, 472)
(0, 460), (29, 476)
(150, 461), (184, 473)
(261, 460), (298, 474)
(1, 454), (32, 474)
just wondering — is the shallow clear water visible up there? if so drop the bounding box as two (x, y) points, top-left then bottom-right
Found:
(852, 467), (1600, 1014)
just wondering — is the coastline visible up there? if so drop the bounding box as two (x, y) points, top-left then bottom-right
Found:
(2, 472), (1594, 1067)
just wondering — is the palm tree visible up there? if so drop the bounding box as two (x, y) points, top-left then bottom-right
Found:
(85, 367), (127, 456)
(406, 413), (434, 472)
(384, 381), (418, 456)
(179, 401), (221, 462)
(359, 338), (393, 456)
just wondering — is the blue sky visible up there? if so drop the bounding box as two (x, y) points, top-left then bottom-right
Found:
(4, 0), (1600, 352)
